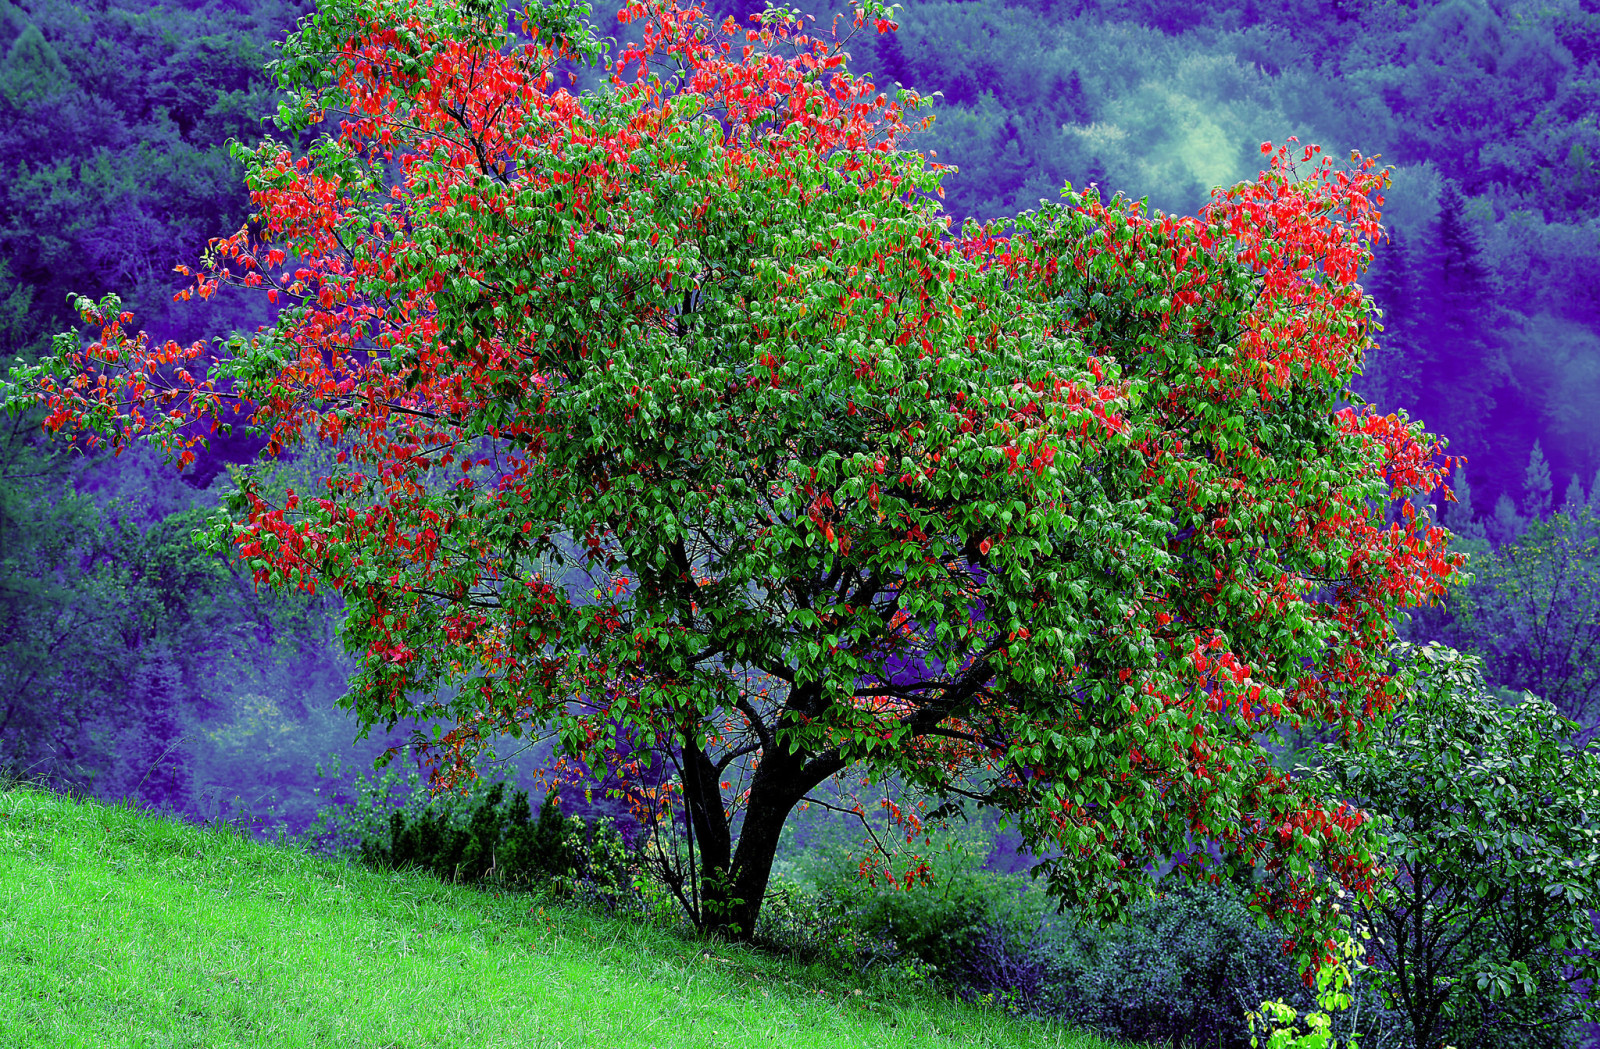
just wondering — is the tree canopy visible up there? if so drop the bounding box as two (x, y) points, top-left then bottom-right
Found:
(3, 0), (1462, 969)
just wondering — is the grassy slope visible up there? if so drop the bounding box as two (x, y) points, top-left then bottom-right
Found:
(0, 785), (1141, 1049)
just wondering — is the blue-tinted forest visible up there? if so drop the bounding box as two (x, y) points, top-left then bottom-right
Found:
(3, 0), (1600, 1044)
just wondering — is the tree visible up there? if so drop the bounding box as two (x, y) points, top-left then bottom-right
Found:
(1358, 224), (1422, 412)
(1561, 473), (1584, 514)
(1440, 463), (1486, 547)
(1454, 507), (1600, 747)
(1298, 642), (1600, 1049)
(1520, 440), (1552, 522)
(4, 0), (1461, 961)
(1489, 493), (1523, 548)
(1408, 179), (1503, 477)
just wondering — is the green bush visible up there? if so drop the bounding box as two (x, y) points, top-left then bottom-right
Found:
(364, 781), (579, 889)
(298, 753), (633, 905)
(759, 802), (1046, 989)
(1039, 879), (1410, 1049)
(757, 830), (1409, 1048)
(1296, 642), (1600, 1049)
(851, 870), (1008, 977)
(751, 873), (918, 973)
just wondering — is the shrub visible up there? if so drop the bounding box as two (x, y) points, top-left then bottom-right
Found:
(850, 870), (1010, 978)
(954, 915), (1055, 1015)
(365, 781), (579, 888)
(1038, 879), (1411, 1049)
(299, 753), (634, 906)
(1297, 642), (1600, 1049)
(1246, 927), (1379, 1049)
(751, 874), (913, 972)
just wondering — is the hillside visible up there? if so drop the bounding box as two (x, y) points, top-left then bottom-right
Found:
(0, 783), (1140, 1049)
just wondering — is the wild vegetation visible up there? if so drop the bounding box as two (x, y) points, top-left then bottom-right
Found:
(1, 0), (1598, 1045)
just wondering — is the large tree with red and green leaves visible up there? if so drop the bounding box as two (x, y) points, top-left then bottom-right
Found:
(5, 0), (1461, 966)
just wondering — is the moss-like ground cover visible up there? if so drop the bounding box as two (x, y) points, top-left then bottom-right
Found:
(0, 784), (1142, 1049)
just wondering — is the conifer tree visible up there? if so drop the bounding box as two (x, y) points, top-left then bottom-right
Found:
(1522, 440), (1553, 521)
(1491, 493), (1524, 547)
(1360, 225), (1420, 408)
(1442, 463), (1487, 544)
(1562, 473), (1586, 513)
(1413, 180), (1501, 459)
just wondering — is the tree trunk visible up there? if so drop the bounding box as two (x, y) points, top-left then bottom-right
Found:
(693, 743), (845, 941)
(678, 732), (731, 925)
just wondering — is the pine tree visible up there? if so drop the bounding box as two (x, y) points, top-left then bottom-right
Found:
(1522, 440), (1553, 521)
(873, 24), (911, 88)
(1360, 226), (1421, 409)
(1491, 492), (1524, 546)
(1437, 180), (1492, 314)
(1412, 180), (1502, 461)
(1443, 464), (1487, 543)
(1562, 473), (1586, 512)
(0, 24), (69, 108)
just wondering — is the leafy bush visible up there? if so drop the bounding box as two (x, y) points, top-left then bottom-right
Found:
(1245, 926), (1385, 1049)
(841, 868), (1059, 1013)
(755, 837), (1409, 1048)
(1039, 880), (1412, 1049)
(850, 870), (1011, 977)
(751, 873), (917, 973)
(362, 781), (575, 888)
(1296, 642), (1600, 1049)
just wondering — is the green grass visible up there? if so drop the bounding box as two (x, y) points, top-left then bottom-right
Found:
(0, 783), (1144, 1049)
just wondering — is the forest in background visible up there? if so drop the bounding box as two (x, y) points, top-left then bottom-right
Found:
(3, 0), (1600, 1045)
(1, 0), (1599, 844)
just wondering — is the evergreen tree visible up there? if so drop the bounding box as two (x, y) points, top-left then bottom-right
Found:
(873, 22), (911, 88)
(1437, 181), (1492, 306)
(1562, 473), (1586, 512)
(1522, 440), (1553, 520)
(1412, 181), (1503, 471)
(1491, 492), (1524, 546)
(1443, 463), (1487, 543)
(1360, 226), (1422, 409)
(0, 23), (66, 107)
(1053, 69), (1090, 124)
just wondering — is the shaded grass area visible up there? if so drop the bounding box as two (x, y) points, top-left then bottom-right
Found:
(0, 784), (1143, 1049)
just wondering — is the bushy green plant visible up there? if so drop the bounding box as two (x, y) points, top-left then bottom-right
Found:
(759, 800), (1047, 991)
(757, 840), (1409, 1047)
(364, 781), (570, 888)
(1246, 927), (1373, 1049)
(847, 868), (1028, 981)
(1295, 642), (1600, 1049)
(1038, 879), (1406, 1049)
(299, 752), (639, 904)
(751, 873), (918, 973)
(1450, 506), (1600, 748)
(297, 750), (431, 861)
